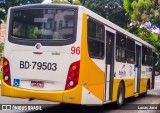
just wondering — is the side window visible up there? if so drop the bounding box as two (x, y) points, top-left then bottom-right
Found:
(153, 52), (158, 66)
(142, 46), (147, 65)
(142, 46), (152, 66)
(116, 33), (126, 62)
(126, 38), (135, 64)
(88, 18), (105, 59)
(147, 48), (152, 66)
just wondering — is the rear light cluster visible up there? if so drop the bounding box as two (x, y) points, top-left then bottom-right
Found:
(3, 57), (11, 85)
(65, 61), (80, 90)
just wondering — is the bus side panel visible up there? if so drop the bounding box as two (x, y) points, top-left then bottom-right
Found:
(112, 79), (135, 102)
(140, 78), (148, 93)
(63, 85), (82, 104)
(80, 59), (104, 104)
(112, 80), (134, 101)
(113, 62), (136, 101)
(78, 13), (89, 87)
(125, 79), (135, 98)
(79, 13), (104, 104)
(140, 66), (152, 93)
(86, 59), (105, 102)
(150, 77), (153, 89)
(112, 79), (120, 102)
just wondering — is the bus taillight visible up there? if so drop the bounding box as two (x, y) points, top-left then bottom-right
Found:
(3, 57), (11, 85)
(65, 61), (80, 90)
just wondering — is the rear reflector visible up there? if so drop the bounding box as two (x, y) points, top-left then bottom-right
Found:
(65, 61), (80, 90)
(3, 57), (11, 85)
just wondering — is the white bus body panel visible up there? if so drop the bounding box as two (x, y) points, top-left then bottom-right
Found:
(81, 87), (102, 105)
(9, 50), (71, 91)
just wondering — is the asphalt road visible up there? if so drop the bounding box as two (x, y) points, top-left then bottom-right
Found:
(0, 76), (160, 113)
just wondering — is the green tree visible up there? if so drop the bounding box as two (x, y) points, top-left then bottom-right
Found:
(127, 25), (160, 69)
(52, 0), (129, 28)
(79, 0), (85, 5)
(0, 43), (4, 57)
(123, 0), (160, 28)
(52, 0), (80, 5)
(73, 0), (80, 5)
(0, 0), (43, 20)
(52, 0), (68, 4)
(124, 0), (160, 53)
(83, 0), (129, 28)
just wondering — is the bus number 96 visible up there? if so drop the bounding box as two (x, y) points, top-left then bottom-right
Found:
(71, 46), (80, 55)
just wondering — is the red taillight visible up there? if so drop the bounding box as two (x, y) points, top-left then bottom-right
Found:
(3, 57), (11, 85)
(65, 61), (80, 90)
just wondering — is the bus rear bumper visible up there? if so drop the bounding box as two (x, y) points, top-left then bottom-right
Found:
(1, 80), (82, 104)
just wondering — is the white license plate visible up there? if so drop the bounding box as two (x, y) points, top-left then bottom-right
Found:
(31, 81), (44, 88)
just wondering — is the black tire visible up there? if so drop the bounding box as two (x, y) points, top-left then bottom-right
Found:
(116, 83), (125, 108)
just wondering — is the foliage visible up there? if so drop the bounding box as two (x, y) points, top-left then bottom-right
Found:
(0, 43), (4, 57)
(127, 26), (160, 69)
(52, 0), (80, 5)
(0, 0), (43, 20)
(81, 0), (160, 68)
(124, 0), (160, 68)
(83, 0), (130, 28)
(52, 0), (129, 29)
(73, 0), (80, 5)
(52, 0), (68, 4)
(79, 0), (85, 5)
(123, 0), (160, 28)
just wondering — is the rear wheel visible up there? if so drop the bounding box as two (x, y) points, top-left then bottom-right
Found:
(116, 83), (124, 108)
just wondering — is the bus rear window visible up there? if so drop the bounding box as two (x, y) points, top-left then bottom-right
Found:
(11, 9), (75, 40)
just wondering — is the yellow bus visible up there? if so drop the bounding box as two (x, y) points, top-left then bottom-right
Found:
(2, 4), (157, 107)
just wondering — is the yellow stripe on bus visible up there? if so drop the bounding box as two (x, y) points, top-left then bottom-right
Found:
(63, 85), (82, 104)
(79, 14), (105, 101)
(112, 79), (135, 102)
(140, 78), (148, 93)
(1, 80), (63, 102)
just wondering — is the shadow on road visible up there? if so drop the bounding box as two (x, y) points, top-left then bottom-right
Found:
(26, 103), (116, 113)
(26, 94), (160, 113)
